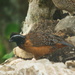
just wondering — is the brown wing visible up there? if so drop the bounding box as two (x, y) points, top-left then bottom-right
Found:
(26, 31), (73, 47)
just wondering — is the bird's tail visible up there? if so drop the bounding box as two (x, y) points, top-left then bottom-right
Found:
(58, 41), (74, 47)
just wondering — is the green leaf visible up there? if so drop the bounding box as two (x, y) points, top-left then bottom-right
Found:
(5, 23), (20, 39)
(2, 51), (14, 59)
(0, 40), (6, 58)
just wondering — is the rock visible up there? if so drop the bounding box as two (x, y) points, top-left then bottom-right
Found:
(66, 36), (75, 46)
(22, 0), (56, 35)
(65, 60), (75, 69)
(0, 58), (75, 75)
(55, 16), (75, 46)
(52, 0), (75, 15)
(13, 47), (34, 59)
(55, 16), (75, 33)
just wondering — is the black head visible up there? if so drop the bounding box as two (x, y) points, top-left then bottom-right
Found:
(9, 34), (25, 46)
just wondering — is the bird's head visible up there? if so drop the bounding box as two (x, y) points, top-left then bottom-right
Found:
(9, 33), (25, 46)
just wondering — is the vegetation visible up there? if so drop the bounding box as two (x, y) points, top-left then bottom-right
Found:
(0, 0), (28, 63)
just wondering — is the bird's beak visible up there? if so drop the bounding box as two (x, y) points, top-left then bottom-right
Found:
(9, 38), (13, 42)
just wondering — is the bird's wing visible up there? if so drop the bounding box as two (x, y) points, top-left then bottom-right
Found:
(27, 31), (72, 47)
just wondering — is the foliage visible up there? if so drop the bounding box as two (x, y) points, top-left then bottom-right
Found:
(2, 51), (14, 60)
(0, 40), (6, 58)
(5, 23), (20, 39)
(0, 23), (20, 63)
(0, 0), (28, 63)
(0, 40), (7, 63)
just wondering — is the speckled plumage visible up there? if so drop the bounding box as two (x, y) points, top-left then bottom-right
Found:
(10, 30), (74, 59)
(26, 31), (71, 47)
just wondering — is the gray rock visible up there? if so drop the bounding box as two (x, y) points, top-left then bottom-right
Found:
(55, 16), (75, 33)
(0, 59), (75, 75)
(52, 0), (75, 15)
(55, 16), (75, 46)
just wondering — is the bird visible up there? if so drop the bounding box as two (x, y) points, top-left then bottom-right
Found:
(52, 0), (75, 15)
(9, 31), (73, 59)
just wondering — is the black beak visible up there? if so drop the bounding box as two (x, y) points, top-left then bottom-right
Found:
(9, 39), (13, 42)
(9, 36), (14, 42)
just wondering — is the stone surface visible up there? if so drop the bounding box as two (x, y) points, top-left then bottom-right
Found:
(0, 58), (75, 75)
(52, 0), (75, 15)
(65, 60), (75, 69)
(22, 0), (56, 35)
(66, 36), (75, 46)
(13, 47), (34, 59)
(55, 16), (75, 32)
(55, 16), (75, 46)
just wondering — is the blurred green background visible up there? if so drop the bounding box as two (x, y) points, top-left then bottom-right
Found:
(0, 0), (28, 63)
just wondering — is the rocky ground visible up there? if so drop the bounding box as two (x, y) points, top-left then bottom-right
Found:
(0, 58), (75, 75)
